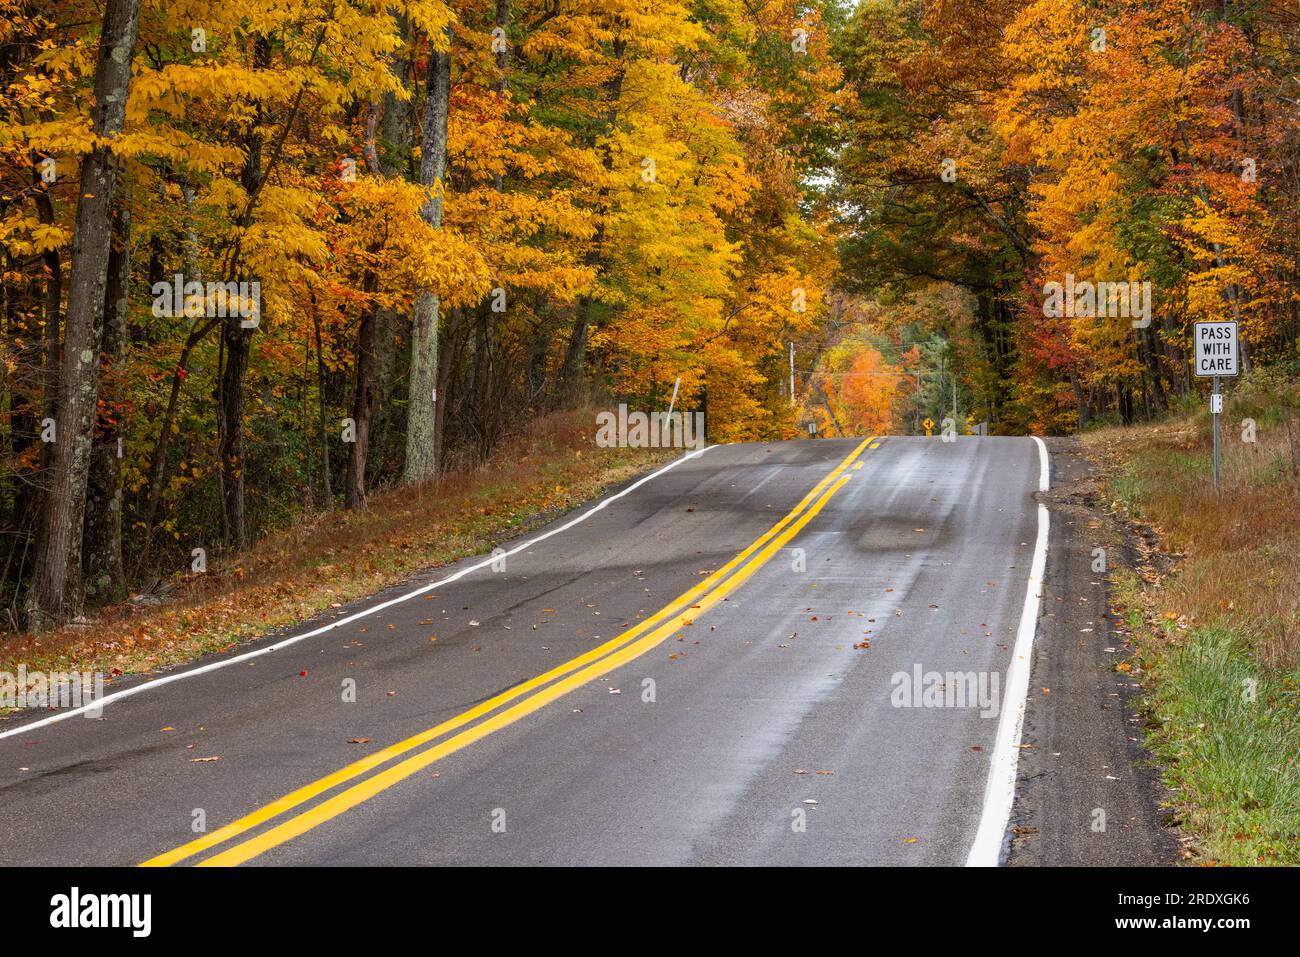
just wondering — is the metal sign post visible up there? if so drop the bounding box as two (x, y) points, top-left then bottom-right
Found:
(1212, 375), (1221, 490)
(1193, 321), (1238, 493)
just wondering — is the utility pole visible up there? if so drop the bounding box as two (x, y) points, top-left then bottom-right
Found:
(937, 354), (945, 423)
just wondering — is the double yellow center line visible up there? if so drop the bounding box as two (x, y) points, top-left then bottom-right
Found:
(142, 436), (879, 867)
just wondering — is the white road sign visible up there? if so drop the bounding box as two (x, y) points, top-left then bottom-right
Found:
(1193, 321), (1239, 377)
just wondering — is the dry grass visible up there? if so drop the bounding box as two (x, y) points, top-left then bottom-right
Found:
(1083, 408), (1300, 671)
(1084, 381), (1300, 864)
(0, 409), (676, 677)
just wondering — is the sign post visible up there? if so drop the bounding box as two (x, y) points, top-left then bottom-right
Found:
(1192, 321), (1239, 491)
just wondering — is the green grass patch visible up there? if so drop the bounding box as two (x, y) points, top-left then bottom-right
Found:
(1113, 571), (1300, 865)
(1148, 627), (1300, 865)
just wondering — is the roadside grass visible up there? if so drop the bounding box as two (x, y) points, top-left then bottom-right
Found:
(1085, 374), (1300, 864)
(0, 409), (677, 687)
(1112, 572), (1300, 865)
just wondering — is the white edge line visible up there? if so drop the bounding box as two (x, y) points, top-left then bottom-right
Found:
(965, 435), (1050, 867)
(0, 446), (715, 742)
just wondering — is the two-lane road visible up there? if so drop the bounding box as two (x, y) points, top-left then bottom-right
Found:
(0, 436), (1048, 866)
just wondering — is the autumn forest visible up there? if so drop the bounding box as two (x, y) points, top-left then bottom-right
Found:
(2, 0), (1297, 632)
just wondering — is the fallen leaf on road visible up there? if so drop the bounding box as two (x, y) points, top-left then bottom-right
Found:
(348, 738), (370, 744)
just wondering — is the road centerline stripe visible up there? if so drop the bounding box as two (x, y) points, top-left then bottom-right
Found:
(1, 446), (718, 742)
(141, 438), (874, 867)
(194, 471), (856, 867)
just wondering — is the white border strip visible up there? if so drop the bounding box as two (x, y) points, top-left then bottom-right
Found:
(966, 436), (1050, 867)
(0, 447), (714, 741)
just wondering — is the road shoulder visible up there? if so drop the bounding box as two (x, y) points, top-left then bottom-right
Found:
(1007, 437), (1179, 866)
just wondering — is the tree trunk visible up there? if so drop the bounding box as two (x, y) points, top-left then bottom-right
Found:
(217, 38), (270, 550)
(361, 35), (412, 485)
(404, 28), (452, 484)
(310, 294), (333, 506)
(133, 316), (217, 578)
(558, 40), (625, 400)
(435, 306), (467, 464)
(24, 0), (141, 629)
(345, 298), (378, 510)
(468, 0), (510, 453)
(558, 306), (590, 400)
(1069, 368), (1088, 431)
(1138, 325), (1167, 414)
(83, 198), (130, 603)
(3, 248), (42, 571)
(218, 320), (253, 550)
(34, 187), (62, 484)
(471, 302), (492, 458)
